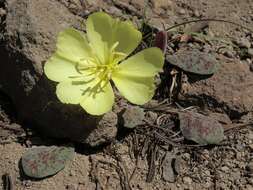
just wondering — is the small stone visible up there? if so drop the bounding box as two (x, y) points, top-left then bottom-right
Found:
(84, 111), (118, 146)
(223, 49), (235, 58)
(68, 0), (82, 11)
(246, 162), (253, 173)
(66, 184), (77, 190)
(244, 184), (253, 190)
(232, 171), (241, 180)
(236, 143), (244, 150)
(131, 0), (146, 10)
(246, 58), (252, 65)
(179, 9), (186, 15)
(248, 178), (253, 185)
(250, 63), (253, 72)
(174, 157), (182, 174)
(122, 106), (145, 128)
(106, 6), (122, 16)
(248, 131), (253, 140)
(182, 153), (191, 160)
(151, 0), (172, 10)
(204, 170), (211, 176)
(183, 176), (192, 185)
(162, 152), (175, 182)
(236, 152), (242, 160)
(0, 8), (6, 16)
(236, 38), (251, 48)
(221, 166), (229, 172)
(248, 48), (253, 57)
(193, 10), (200, 17)
(249, 144), (253, 150)
(145, 111), (158, 124)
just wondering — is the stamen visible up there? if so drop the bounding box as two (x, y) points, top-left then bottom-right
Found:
(71, 41), (126, 99)
(110, 41), (119, 53)
(113, 52), (127, 57)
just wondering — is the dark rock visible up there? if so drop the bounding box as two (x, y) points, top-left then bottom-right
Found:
(179, 61), (253, 118)
(179, 112), (224, 145)
(235, 38), (251, 49)
(84, 111), (118, 147)
(248, 48), (253, 58)
(166, 49), (219, 75)
(122, 106), (145, 128)
(0, 0), (117, 145)
(162, 152), (175, 182)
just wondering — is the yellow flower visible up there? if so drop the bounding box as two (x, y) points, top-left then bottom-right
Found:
(44, 12), (164, 115)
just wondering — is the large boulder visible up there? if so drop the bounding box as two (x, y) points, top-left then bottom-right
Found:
(0, 0), (117, 144)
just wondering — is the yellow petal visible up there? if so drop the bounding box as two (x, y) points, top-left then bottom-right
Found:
(117, 47), (164, 77)
(44, 53), (82, 82)
(112, 73), (155, 105)
(86, 12), (113, 63)
(113, 20), (142, 57)
(86, 12), (141, 62)
(80, 82), (114, 115)
(56, 82), (85, 104)
(56, 28), (92, 62)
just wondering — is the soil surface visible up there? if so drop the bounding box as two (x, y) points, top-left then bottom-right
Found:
(1, 0), (253, 190)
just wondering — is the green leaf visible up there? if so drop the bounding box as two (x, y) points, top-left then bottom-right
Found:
(21, 146), (75, 179)
(179, 112), (224, 145)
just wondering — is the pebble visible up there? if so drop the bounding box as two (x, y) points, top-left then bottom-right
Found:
(106, 6), (122, 16)
(174, 158), (181, 175)
(182, 153), (191, 160)
(244, 184), (253, 190)
(246, 162), (253, 173)
(193, 10), (200, 17)
(145, 111), (158, 124)
(223, 49), (235, 58)
(236, 152), (242, 160)
(249, 144), (253, 150)
(248, 178), (253, 185)
(204, 170), (211, 176)
(162, 152), (175, 182)
(179, 9), (186, 15)
(250, 63), (253, 72)
(248, 48), (253, 57)
(0, 8), (6, 16)
(183, 176), (192, 185)
(248, 132), (253, 140)
(221, 166), (230, 172)
(66, 184), (77, 190)
(236, 38), (251, 48)
(151, 0), (172, 10)
(232, 171), (241, 180)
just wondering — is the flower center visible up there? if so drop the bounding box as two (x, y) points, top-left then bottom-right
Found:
(70, 42), (125, 97)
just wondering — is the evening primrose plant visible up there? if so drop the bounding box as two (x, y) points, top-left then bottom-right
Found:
(44, 12), (164, 115)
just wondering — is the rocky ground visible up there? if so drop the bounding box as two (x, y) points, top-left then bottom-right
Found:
(0, 0), (253, 189)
